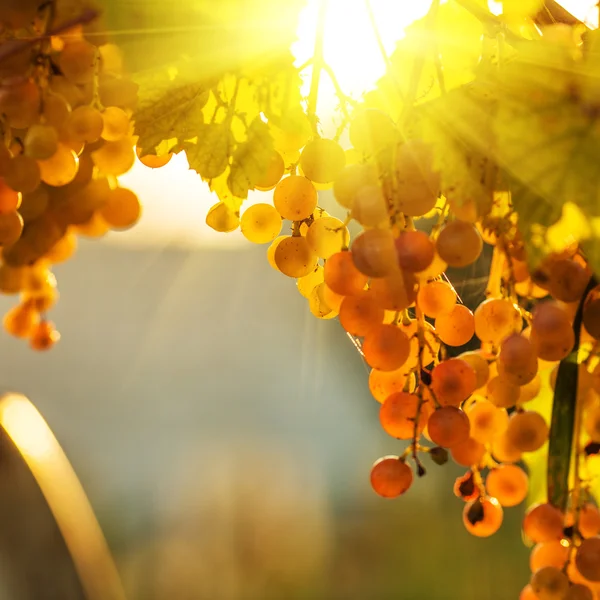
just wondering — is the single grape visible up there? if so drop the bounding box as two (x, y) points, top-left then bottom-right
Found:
(92, 138), (136, 176)
(518, 375), (542, 405)
(100, 187), (142, 230)
(369, 367), (414, 403)
(427, 406), (470, 447)
(487, 376), (521, 408)
(42, 92), (71, 129)
(467, 400), (509, 445)
(24, 124), (59, 160)
(498, 333), (539, 386)
(435, 304), (475, 346)
(370, 456), (413, 498)
(457, 350), (490, 390)
(530, 540), (569, 573)
(417, 280), (457, 318)
(308, 283), (338, 319)
(296, 266), (324, 298)
(3, 301), (39, 338)
(576, 537), (600, 582)
(370, 270), (418, 311)
(380, 392), (428, 439)
(532, 302), (572, 340)
(395, 230), (435, 273)
(306, 216), (349, 259)
(362, 324), (411, 371)
(324, 251), (368, 296)
(463, 496), (504, 537)
(349, 109), (397, 155)
(38, 145), (79, 187)
(506, 410), (549, 453)
(565, 584), (594, 600)
(100, 106), (130, 142)
(547, 258), (590, 303)
(64, 105), (104, 144)
(4, 155), (41, 194)
(450, 437), (485, 467)
(255, 150), (285, 191)
(0, 210), (23, 246)
(520, 584), (539, 600)
(240, 203), (282, 244)
(29, 320), (60, 351)
(0, 178), (20, 214)
(351, 184), (389, 227)
(299, 138), (346, 184)
(339, 290), (384, 337)
(398, 319), (438, 369)
(530, 327), (575, 362)
(583, 287), (600, 340)
(530, 566), (570, 600)
(430, 358), (477, 406)
(321, 284), (344, 313)
(274, 236), (317, 278)
(98, 74), (139, 110)
(333, 163), (379, 210)
(267, 236), (286, 270)
(59, 40), (97, 84)
(351, 228), (397, 277)
(474, 298), (522, 345)
(137, 150), (172, 169)
(523, 503), (565, 543)
(491, 432), (522, 463)
(486, 464), (528, 507)
(273, 175), (317, 221)
(435, 220), (483, 268)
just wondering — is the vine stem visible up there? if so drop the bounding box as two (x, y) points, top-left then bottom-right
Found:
(307, 0), (329, 135)
(412, 301), (427, 471)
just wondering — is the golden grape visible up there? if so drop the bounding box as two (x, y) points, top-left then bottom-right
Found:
(92, 138), (136, 176)
(324, 251), (368, 296)
(369, 367), (414, 403)
(306, 216), (349, 259)
(530, 566), (570, 600)
(417, 280), (457, 318)
(351, 228), (397, 278)
(450, 437), (485, 467)
(59, 40), (97, 84)
(486, 464), (528, 507)
(274, 236), (317, 278)
(273, 175), (317, 221)
(100, 188), (142, 230)
(380, 392), (427, 439)
(4, 155), (40, 194)
(296, 266), (324, 298)
(339, 290), (384, 337)
(0, 210), (23, 246)
(435, 220), (483, 268)
(240, 203), (282, 244)
(363, 324), (410, 371)
(370, 456), (413, 498)
(458, 350), (490, 390)
(299, 138), (346, 184)
(24, 124), (59, 160)
(427, 406), (470, 447)
(431, 358), (477, 407)
(463, 496), (503, 537)
(38, 145), (79, 187)
(351, 184), (389, 227)
(530, 541), (569, 573)
(370, 270), (417, 311)
(435, 304), (475, 346)
(395, 230), (435, 273)
(474, 298), (522, 345)
(467, 400), (509, 445)
(255, 150), (285, 191)
(333, 163), (379, 210)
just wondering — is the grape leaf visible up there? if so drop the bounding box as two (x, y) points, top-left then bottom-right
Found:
(184, 122), (233, 180)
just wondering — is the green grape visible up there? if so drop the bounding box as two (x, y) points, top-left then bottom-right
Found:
(101, 106), (131, 142)
(299, 138), (346, 184)
(273, 175), (317, 221)
(306, 216), (349, 259)
(0, 79), (41, 129)
(4, 156), (41, 194)
(349, 109), (397, 156)
(19, 187), (49, 223)
(100, 187), (142, 230)
(64, 106), (104, 144)
(274, 236), (317, 278)
(91, 138), (136, 176)
(240, 203), (282, 244)
(0, 210), (23, 246)
(42, 92), (71, 129)
(333, 163), (379, 210)
(24, 124), (59, 160)
(58, 40), (98, 85)
(38, 145), (79, 187)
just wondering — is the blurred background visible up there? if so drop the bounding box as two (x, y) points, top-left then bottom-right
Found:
(0, 0), (598, 599)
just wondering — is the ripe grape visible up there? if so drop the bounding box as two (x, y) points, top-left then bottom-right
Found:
(59, 40), (98, 84)
(92, 138), (136, 176)
(576, 537), (600, 582)
(399, 319), (438, 369)
(65, 105), (104, 144)
(427, 406), (470, 447)
(321, 284), (344, 313)
(339, 290), (384, 337)
(580, 505), (600, 539)
(435, 220), (483, 268)
(395, 230), (435, 272)
(474, 298), (522, 345)
(324, 251), (368, 296)
(506, 410), (549, 452)
(491, 432), (522, 463)
(308, 283), (338, 319)
(565, 584), (594, 600)
(46, 232), (77, 263)
(463, 496), (504, 537)
(498, 333), (538, 386)
(532, 302), (572, 340)
(458, 350), (490, 389)
(369, 367), (414, 403)
(351, 184), (389, 227)
(523, 503), (565, 543)
(98, 74), (139, 110)
(306, 216), (349, 259)
(267, 235), (286, 270)
(0, 178), (20, 214)
(137, 150), (172, 169)
(240, 203), (282, 244)
(3, 301), (39, 338)
(100, 188), (142, 230)
(370, 270), (417, 311)
(530, 328), (575, 362)
(583, 287), (600, 340)
(273, 176), (317, 221)
(363, 324), (410, 371)
(395, 140), (440, 217)
(370, 456), (413, 498)
(0, 211), (23, 246)
(38, 145), (79, 187)
(29, 320), (60, 351)
(435, 304), (475, 346)
(520, 585), (539, 600)
(487, 376), (521, 408)
(530, 566), (570, 600)
(255, 151), (285, 190)
(42, 92), (71, 129)
(300, 138), (346, 184)
(380, 392), (427, 439)
(530, 540), (569, 573)
(548, 258), (590, 303)
(430, 358), (477, 406)
(0, 79), (40, 129)
(519, 375), (542, 404)
(4, 155), (40, 194)
(274, 236), (317, 278)
(467, 400), (509, 444)
(333, 163), (379, 210)
(486, 464), (528, 507)
(296, 266), (324, 298)
(349, 109), (397, 155)
(24, 124), (59, 160)
(417, 280), (457, 318)
(450, 437), (485, 467)
(100, 106), (130, 142)
(351, 228), (397, 277)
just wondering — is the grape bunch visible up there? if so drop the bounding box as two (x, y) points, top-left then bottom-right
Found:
(0, 2), (150, 350)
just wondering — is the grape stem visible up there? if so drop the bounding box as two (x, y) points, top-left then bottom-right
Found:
(485, 244), (505, 299)
(412, 302), (427, 467)
(307, 0), (329, 135)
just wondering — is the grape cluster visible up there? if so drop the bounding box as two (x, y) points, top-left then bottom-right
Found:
(0, 4), (150, 350)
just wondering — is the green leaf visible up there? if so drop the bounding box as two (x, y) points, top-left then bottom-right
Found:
(184, 122), (233, 180)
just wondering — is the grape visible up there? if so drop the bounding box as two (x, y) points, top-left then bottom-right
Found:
(64, 105), (104, 144)
(370, 456), (413, 498)
(506, 410), (548, 452)
(29, 320), (60, 351)
(349, 109), (397, 155)
(24, 124), (59, 160)
(351, 228), (397, 277)
(417, 280), (457, 318)
(0, 79), (40, 129)
(435, 304), (475, 346)
(3, 301), (38, 338)
(370, 270), (417, 311)
(4, 155), (41, 194)
(251, 150), (284, 191)
(351, 184), (389, 227)
(395, 140), (440, 217)
(362, 324), (410, 371)
(42, 92), (71, 129)
(300, 138), (346, 184)
(427, 406), (470, 447)
(530, 566), (570, 600)
(50, 75), (85, 109)
(273, 175), (317, 221)
(583, 286), (600, 340)
(462, 496), (503, 537)
(458, 350), (490, 390)
(101, 106), (131, 142)
(308, 283), (338, 319)
(530, 541), (569, 573)
(46, 232), (77, 264)
(516, 278), (550, 299)
(474, 298), (522, 345)
(430, 358), (477, 406)
(333, 163), (379, 210)
(324, 251), (368, 296)
(580, 505), (600, 539)
(547, 258), (590, 302)
(523, 503), (565, 543)
(296, 266), (324, 298)
(530, 328), (575, 362)
(520, 585), (539, 600)
(491, 432), (522, 463)
(395, 230), (435, 273)
(73, 212), (109, 238)
(435, 220), (483, 268)
(98, 74), (139, 110)
(565, 584), (594, 600)
(306, 216), (349, 259)
(0, 178), (21, 214)
(0, 211), (23, 246)
(92, 138), (136, 176)
(339, 290), (384, 337)
(380, 392), (427, 439)
(450, 437), (485, 467)
(38, 145), (79, 187)
(467, 400), (509, 444)
(486, 464), (528, 507)
(206, 202), (239, 233)
(487, 376), (520, 408)
(240, 203), (282, 244)
(532, 301), (572, 340)
(498, 333), (538, 386)
(399, 319), (438, 369)
(100, 188), (142, 230)
(416, 252), (447, 281)
(59, 40), (98, 84)
(274, 236), (317, 278)
(137, 149), (172, 169)
(369, 367), (414, 403)
(321, 284), (344, 313)
(519, 375), (542, 404)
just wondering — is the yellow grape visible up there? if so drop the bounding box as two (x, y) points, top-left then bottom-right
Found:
(395, 140), (440, 217)
(99, 188), (141, 230)
(0, 210), (23, 246)
(467, 400), (509, 444)
(4, 155), (41, 194)
(530, 541), (569, 573)
(321, 283), (344, 313)
(491, 432), (522, 464)
(273, 175), (317, 221)
(324, 251), (368, 296)
(240, 203), (282, 244)
(530, 328), (575, 362)
(565, 504), (600, 540)
(0, 79), (40, 129)
(333, 163), (379, 210)
(306, 216), (349, 259)
(530, 566), (570, 600)
(296, 266), (324, 298)
(46, 231), (77, 263)
(267, 235), (287, 271)
(205, 201), (239, 233)
(435, 304), (475, 346)
(518, 375), (542, 404)
(73, 212), (109, 238)
(565, 584), (594, 600)
(308, 282), (338, 319)
(30, 320), (60, 351)
(399, 319), (438, 369)
(274, 236), (317, 278)
(299, 138), (346, 184)
(379, 392), (427, 439)
(520, 585), (539, 600)
(498, 333), (538, 386)
(430, 358), (477, 407)
(474, 298), (522, 345)
(450, 437), (485, 467)
(64, 105), (104, 144)
(506, 410), (548, 453)
(98, 74), (139, 110)
(486, 464), (528, 507)
(349, 109), (397, 155)
(547, 258), (590, 303)
(369, 367), (414, 403)
(351, 184), (388, 227)
(101, 106), (130, 141)
(38, 145), (79, 187)
(351, 228), (397, 278)
(435, 220), (483, 268)
(0, 264), (27, 294)
(395, 230), (435, 273)
(428, 406), (470, 448)
(458, 350), (491, 390)
(255, 150), (285, 191)
(59, 40), (97, 84)
(370, 456), (413, 498)
(417, 280), (457, 318)
(269, 108), (311, 154)
(3, 301), (39, 338)
(136, 149), (172, 169)
(92, 138), (136, 176)
(362, 324), (410, 371)
(463, 496), (503, 538)
(370, 270), (417, 312)
(339, 290), (384, 337)
(42, 92), (71, 129)
(24, 124), (59, 160)
(486, 376), (520, 409)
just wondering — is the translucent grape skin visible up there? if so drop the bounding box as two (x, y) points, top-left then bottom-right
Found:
(395, 230), (435, 273)
(351, 228), (397, 278)
(530, 566), (570, 600)
(450, 437), (485, 467)
(324, 251), (368, 296)
(339, 290), (384, 337)
(523, 503), (565, 543)
(506, 410), (548, 453)
(427, 406), (470, 447)
(417, 280), (457, 319)
(575, 537), (600, 582)
(474, 298), (522, 345)
(333, 163), (378, 210)
(299, 138), (346, 184)
(380, 392), (428, 439)
(362, 324), (411, 371)
(240, 203), (282, 244)
(529, 540), (569, 573)
(435, 220), (483, 268)
(435, 304), (475, 346)
(463, 496), (503, 538)
(273, 175), (318, 221)
(485, 464), (528, 507)
(430, 358), (477, 407)
(370, 456), (413, 498)
(274, 236), (317, 278)
(306, 216), (349, 259)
